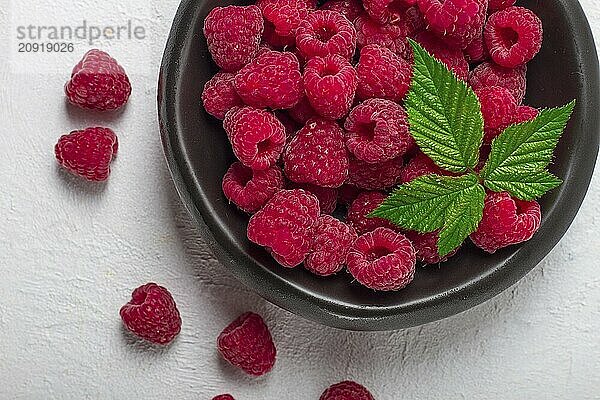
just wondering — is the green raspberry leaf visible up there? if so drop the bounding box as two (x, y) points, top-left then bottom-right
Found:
(370, 173), (486, 257)
(481, 101), (575, 200)
(406, 39), (484, 173)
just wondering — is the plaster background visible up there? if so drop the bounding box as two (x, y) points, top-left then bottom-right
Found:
(0, 0), (598, 398)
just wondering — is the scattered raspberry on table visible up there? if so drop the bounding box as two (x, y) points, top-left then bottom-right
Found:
(217, 312), (277, 376)
(120, 283), (182, 345)
(319, 380), (375, 400)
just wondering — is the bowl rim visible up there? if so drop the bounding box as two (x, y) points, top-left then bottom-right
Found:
(158, 0), (600, 330)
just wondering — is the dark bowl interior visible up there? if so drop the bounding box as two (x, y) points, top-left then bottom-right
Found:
(159, 0), (599, 330)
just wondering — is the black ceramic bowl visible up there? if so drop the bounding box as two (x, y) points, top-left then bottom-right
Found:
(159, 0), (599, 330)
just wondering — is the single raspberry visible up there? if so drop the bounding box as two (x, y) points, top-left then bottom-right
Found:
(296, 10), (357, 60)
(463, 34), (488, 63)
(222, 162), (284, 213)
(354, 13), (408, 57)
(417, 0), (488, 48)
(469, 62), (527, 104)
(400, 151), (446, 183)
(55, 127), (118, 182)
(338, 184), (363, 206)
(202, 72), (243, 119)
(485, 6), (543, 68)
(234, 50), (303, 110)
(217, 312), (277, 376)
(203, 5), (264, 71)
(284, 118), (349, 188)
(363, 0), (417, 24)
(413, 32), (469, 81)
(320, 381), (375, 400)
(346, 191), (398, 234)
(65, 49), (131, 111)
(303, 55), (358, 119)
(347, 156), (404, 190)
(405, 230), (459, 264)
(321, 0), (364, 22)
(356, 45), (412, 102)
(345, 98), (413, 163)
(489, 0), (516, 12)
(347, 227), (416, 291)
(213, 396), (235, 400)
(306, 216), (358, 276)
(476, 86), (518, 143)
(512, 105), (538, 124)
(257, 0), (317, 48)
(224, 107), (286, 170)
(288, 96), (318, 125)
(470, 191), (541, 253)
(247, 189), (320, 267)
(120, 283), (182, 345)
(289, 182), (339, 214)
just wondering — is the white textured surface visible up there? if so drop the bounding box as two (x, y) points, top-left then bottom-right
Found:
(0, 0), (599, 398)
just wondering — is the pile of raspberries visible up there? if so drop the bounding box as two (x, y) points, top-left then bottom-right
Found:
(202, 0), (544, 292)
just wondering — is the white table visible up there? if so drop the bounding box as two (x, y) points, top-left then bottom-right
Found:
(1, 0), (599, 398)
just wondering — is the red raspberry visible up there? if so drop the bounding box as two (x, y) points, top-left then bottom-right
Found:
(284, 118), (349, 188)
(289, 182), (339, 214)
(224, 107), (286, 170)
(417, 0), (488, 48)
(338, 184), (363, 206)
(476, 86), (518, 143)
(202, 72), (243, 119)
(513, 105), (538, 124)
(288, 96), (318, 125)
(203, 5), (264, 71)
(463, 34), (488, 63)
(213, 396), (235, 400)
(320, 0), (364, 22)
(414, 32), (469, 81)
(469, 62), (527, 104)
(354, 14), (408, 57)
(405, 230), (459, 264)
(257, 0), (316, 48)
(303, 55), (358, 119)
(247, 189), (320, 267)
(296, 11), (357, 60)
(347, 227), (416, 291)
(405, 6), (427, 36)
(217, 312), (277, 376)
(222, 162), (284, 213)
(55, 127), (118, 182)
(356, 45), (412, 102)
(363, 0), (416, 24)
(120, 283), (182, 345)
(234, 50), (303, 110)
(489, 0), (516, 12)
(65, 50), (131, 111)
(305, 215), (358, 276)
(345, 98), (413, 163)
(347, 191), (398, 234)
(400, 151), (446, 183)
(348, 156), (404, 190)
(320, 381), (375, 400)
(470, 191), (541, 253)
(485, 6), (543, 68)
